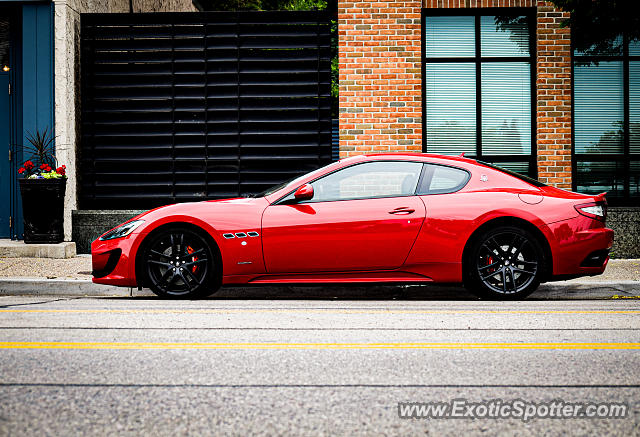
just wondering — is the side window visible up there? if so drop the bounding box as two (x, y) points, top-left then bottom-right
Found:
(285, 161), (423, 203)
(418, 164), (470, 195)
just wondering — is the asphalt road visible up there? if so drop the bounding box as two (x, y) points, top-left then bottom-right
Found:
(0, 295), (639, 436)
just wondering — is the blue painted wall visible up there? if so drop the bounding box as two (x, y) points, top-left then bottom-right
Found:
(10, 2), (54, 239)
(21, 3), (54, 152)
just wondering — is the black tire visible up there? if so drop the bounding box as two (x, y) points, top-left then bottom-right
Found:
(465, 225), (545, 300)
(142, 226), (221, 299)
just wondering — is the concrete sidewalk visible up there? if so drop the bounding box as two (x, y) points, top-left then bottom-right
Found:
(0, 255), (639, 299)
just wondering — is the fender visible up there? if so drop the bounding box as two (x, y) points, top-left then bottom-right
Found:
(471, 208), (556, 248)
(127, 214), (223, 283)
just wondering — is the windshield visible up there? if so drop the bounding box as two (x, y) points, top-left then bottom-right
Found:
(253, 176), (303, 198)
(252, 163), (340, 198)
(477, 161), (547, 188)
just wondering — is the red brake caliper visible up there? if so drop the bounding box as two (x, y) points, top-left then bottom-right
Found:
(186, 246), (198, 273)
(487, 255), (495, 273)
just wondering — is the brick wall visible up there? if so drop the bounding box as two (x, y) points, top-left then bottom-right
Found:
(535, 3), (572, 189)
(338, 1), (423, 158)
(338, 0), (573, 189)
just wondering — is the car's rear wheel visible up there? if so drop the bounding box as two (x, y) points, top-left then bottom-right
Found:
(465, 226), (544, 300)
(143, 227), (220, 299)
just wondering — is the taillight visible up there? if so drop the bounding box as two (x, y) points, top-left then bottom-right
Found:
(575, 202), (607, 222)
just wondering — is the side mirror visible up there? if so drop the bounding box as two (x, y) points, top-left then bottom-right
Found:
(294, 184), (314, 201)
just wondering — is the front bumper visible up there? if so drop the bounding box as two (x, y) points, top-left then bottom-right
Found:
(91, 234), (139, 287)
(547, 215), (614, 279)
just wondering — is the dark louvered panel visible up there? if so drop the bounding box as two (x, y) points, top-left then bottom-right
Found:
(332, 119), (339, 161)
(80, 11), (332, 209)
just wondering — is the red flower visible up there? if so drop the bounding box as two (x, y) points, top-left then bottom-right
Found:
(24, 160), (34, 170)
(56, 166), (66, 176)
(18, 167), (25, 174)
(40, 163), (52, 172)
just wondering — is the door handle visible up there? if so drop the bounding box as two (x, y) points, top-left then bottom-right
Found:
(388, 207), (415, 215)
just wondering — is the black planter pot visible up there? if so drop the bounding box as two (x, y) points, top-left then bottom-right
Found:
(19, 178), (67, 244)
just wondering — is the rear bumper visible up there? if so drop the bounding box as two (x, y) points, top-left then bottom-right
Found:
(91, 235), (139, 287)
(547, 216), (614, 279)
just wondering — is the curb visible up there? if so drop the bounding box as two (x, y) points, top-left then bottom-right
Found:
(1, 278), (639, 299)
(0, 278), (136, 297)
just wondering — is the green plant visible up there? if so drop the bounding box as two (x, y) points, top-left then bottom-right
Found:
(17, 128), (67, 179)
(25, 127), (57, 166)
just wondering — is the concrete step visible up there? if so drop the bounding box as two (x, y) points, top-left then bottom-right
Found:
(0, 240), (76, 259)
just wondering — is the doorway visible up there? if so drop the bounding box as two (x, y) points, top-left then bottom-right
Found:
(0, 14), (12, 238)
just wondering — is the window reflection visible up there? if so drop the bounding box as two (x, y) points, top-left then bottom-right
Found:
(425, 16), (475, 58)
(481, 63), (531, 155)
(631, 162), (640, 196)
(481, 15), (529, 57)
(574, 35), (639, 203)
(309, 161), (423, 202)
(426, 63), (476, 155)
(576, 162), (625, 196)
(424, 13), (533, 169)
(574, 62), (624, 154)
(630, 62), (640, 154)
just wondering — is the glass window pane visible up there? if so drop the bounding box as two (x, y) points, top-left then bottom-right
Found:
(426, 63), (476, 155)
(574, 62), (624, 154)
(481, 63), (531, 155)
(488, 161), (532, 177)
(425, 16), (475, 58)
(574, 35), (623, 57)
(630, 61), (640, 154)
(427, 165), (469, 194)
(576, 162), (625, 198)
(630, 39), (640, 56)
(631, 162), (640, 198)
(481, 16), (529, 57)
(310, 161), (423, 202)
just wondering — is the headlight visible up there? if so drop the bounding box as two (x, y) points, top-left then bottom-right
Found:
(99, 220), (144, 241)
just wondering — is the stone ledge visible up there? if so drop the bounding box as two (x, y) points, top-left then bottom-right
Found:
(0, 240), (76, 259)
(72, 210), (147, 254)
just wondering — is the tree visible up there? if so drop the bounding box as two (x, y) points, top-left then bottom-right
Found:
(196, 0), (329, 11)
(546, 0), (640, 56)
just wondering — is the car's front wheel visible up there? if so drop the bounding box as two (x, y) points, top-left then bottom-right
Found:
(142, 227), (220, 299)
(465, 226), (545, 300)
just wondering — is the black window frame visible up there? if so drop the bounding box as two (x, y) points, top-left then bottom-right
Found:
(571, 34), (640, 206)
(421, 8), (538, 177)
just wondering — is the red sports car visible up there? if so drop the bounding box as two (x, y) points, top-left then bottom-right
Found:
(92, 153), (613, 299)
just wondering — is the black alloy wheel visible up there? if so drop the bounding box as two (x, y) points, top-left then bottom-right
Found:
(466, 226), (544, 299)
(143, 227), (219, 298)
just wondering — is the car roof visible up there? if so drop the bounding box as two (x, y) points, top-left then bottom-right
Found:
(341, 152), (480, 167)
(264, 152), (546, 203)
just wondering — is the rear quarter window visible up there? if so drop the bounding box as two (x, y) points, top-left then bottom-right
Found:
(417, 164), (470, 195)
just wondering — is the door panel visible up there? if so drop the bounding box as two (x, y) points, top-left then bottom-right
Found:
(262, 196), (426, 273)
(0, 73), (10, 238)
